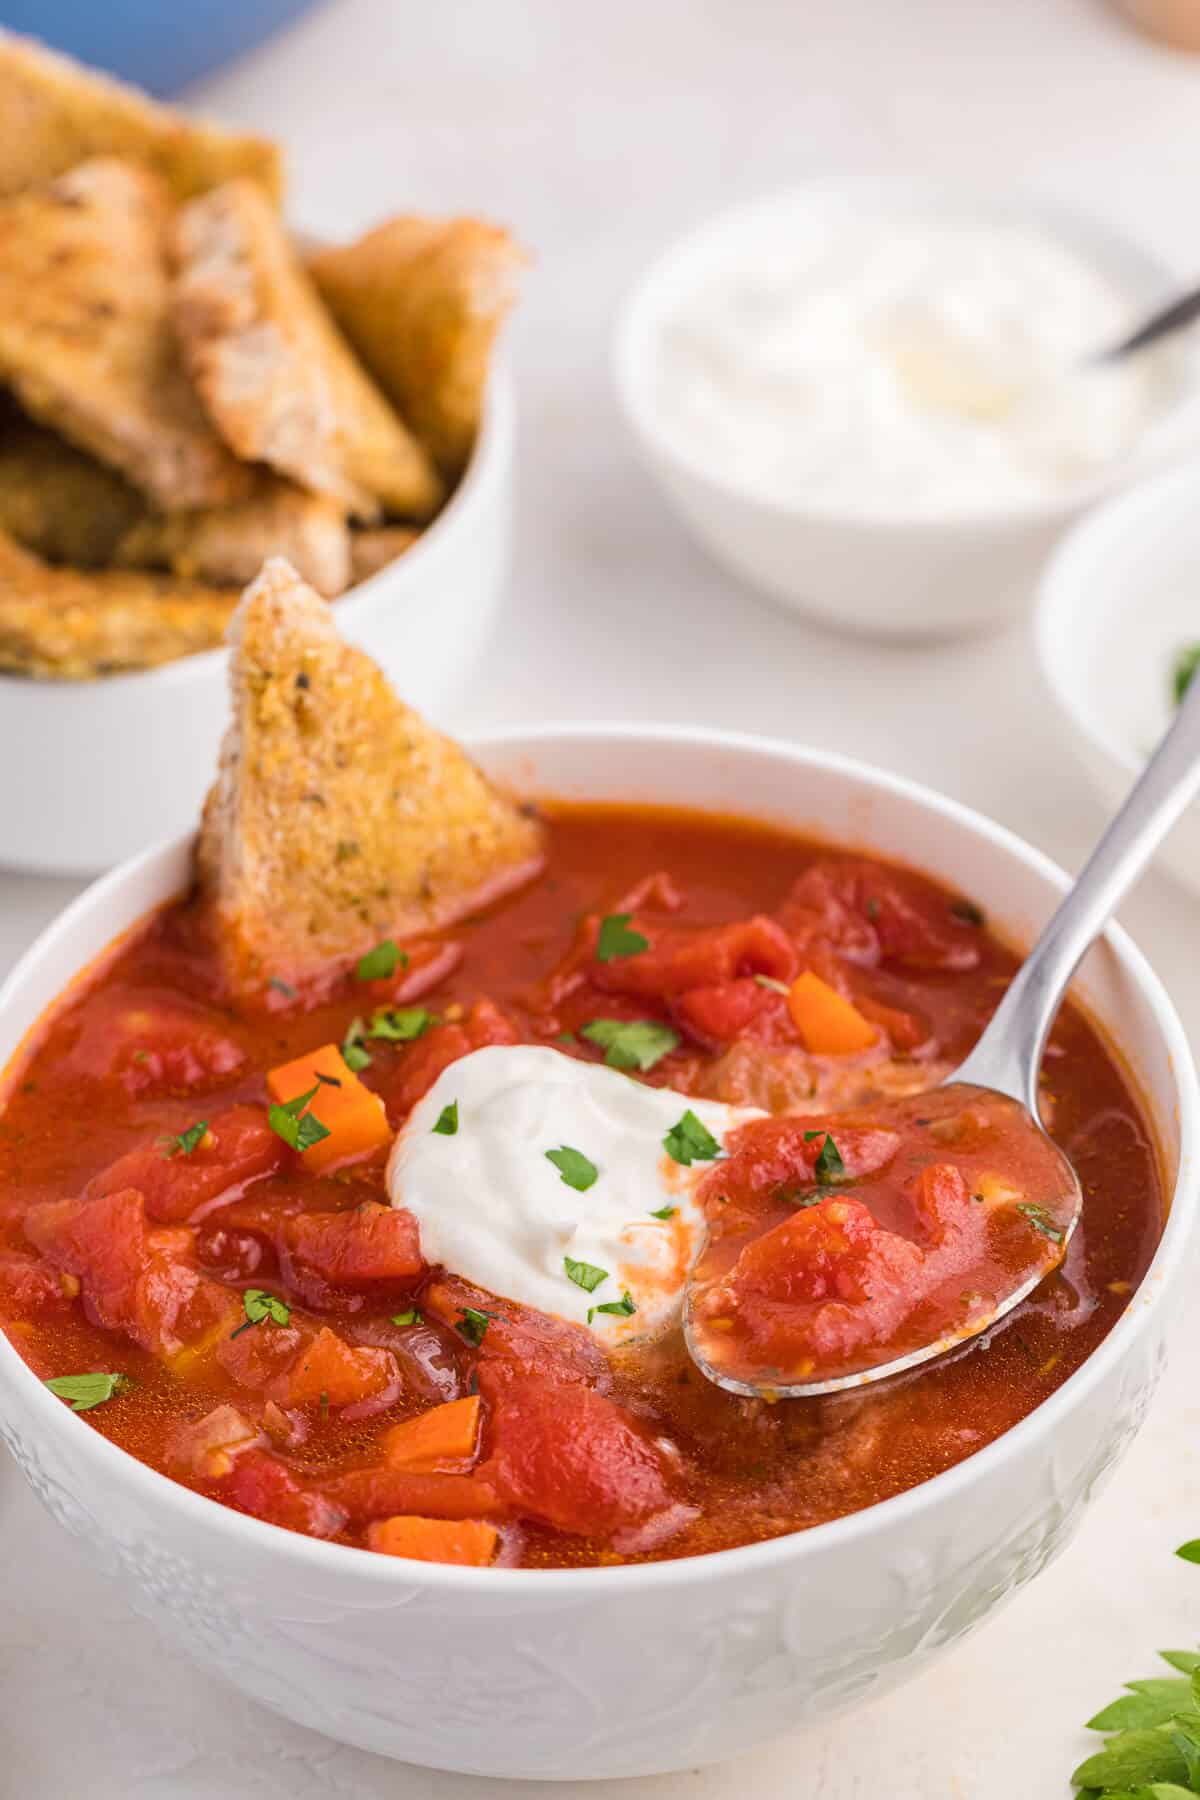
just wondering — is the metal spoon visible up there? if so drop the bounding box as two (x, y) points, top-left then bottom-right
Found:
(685, 668), (1200, 1400)
(1090, 281), (1200, 364)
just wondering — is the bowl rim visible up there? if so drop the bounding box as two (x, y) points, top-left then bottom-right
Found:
(1, 721), (1194, 1593)
(1035, 452), (1200, 789)
(0, 358), (514, 702)
(613, 175), (1200, 533)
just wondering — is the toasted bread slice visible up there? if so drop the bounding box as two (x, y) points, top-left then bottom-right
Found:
(172, 181), (443, 522)
(0, 527), (238, 678)
(310, 217), (525, 478)
(0, 29), (282, 202)
(0, 405), (146, 565)
(117, 477), (350, 597)
(349, 524), (420, 585)
(195, 558), (544, 995)
(0, 158), (253, 509)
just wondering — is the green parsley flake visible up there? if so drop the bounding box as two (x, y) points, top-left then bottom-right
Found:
(341, 1017), (372, 1072)
(163, 1119), (208, 1159)
(564, 1256), (608, 1293)
(663, 1110), (722, 1167)
(268, 976), (297, 999)
(596, 913), (649, 962)
(546, 1145), (599, 1191)
(805, 1129), (845, 1184)
(356, 940), (408, 981)
(589, 1290), (637, 1323)
(44, 1371), (132, 1412)
(1016, 1201), (1064, 1244)
(650, 1204), (676, 1220)
(230, 1288), (291, 1338)
(364, 1006), (433, 1043)
(391, 1308), (422, 1327)
(457, 1307), (494, 1346)
(580, 1017), (679, 1071)
(268, 1083), (331, 1153)
(433, 1100), (459, 1136)
(1173, 642), (1200, 707)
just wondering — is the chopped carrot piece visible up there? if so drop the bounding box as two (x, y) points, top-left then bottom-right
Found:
(266, 1043), (391, 1173)
(787, 972), (878, 1056)
(382, 1396), (481, 1472)
(366, 1515), (500, 1565)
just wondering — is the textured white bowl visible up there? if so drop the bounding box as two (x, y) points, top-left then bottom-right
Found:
(0, 365), (514, 878)
(0, 726), (1194, 1781)
(1037, 457), (1200, 895)
(614, 180), (1200, 641)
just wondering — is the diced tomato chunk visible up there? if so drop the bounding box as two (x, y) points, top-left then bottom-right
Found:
(223, 1450), (346, 1539)
(88, 1106), (287, 1223)
(478, 1372), (679, 1539)
(278, 1204), (423, 1291)
(25, 1188), (146, 1333)
(673, 978), (790, 1052)
(275, 1325), (399, 1410)
(382, 999), (519, 1123)
(423, 1275), (609, 1390)
(589, 916), (797, 1003)
(708, 1114), (902, 1221)
(324, 1465), (505, 1524)
(0, 1253), (76, 1317)
(723, 1196), (922, 1308)
(63, 986), (246, 1095)
(780, 861), (980, 973)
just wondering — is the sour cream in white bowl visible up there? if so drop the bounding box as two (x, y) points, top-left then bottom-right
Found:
(0, 724), (1193, 1781)
(615, 180), (1200, 639)
(1037, 456), (1200, 895)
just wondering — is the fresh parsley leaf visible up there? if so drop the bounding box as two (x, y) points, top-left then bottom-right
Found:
(1016, 1201), (1064, 1244)
(457, 1307), (494, 1346)
(1086, 1679), (1198, 1731)
(1174, 643), (1200, 707)
(589, 1290), (637, 1323)
(556, 1031), (577, 1045)
(1072, 1727), (1192, 1790)
(663, 1109), (722, 1167)
(356, 940), (408, 981)
(230, 1288), (292, 1337)
(564, 1256), (608, 1292)
(268, 1083), (331, 1153)
(580, 1017), (679, 1071)
(650, 1204), (676, 1219)
(364, 1006), (433, 1043)
(596, 913), (649, 962)
(341, 1017), (372, 1072)
(1177, 1541), (1200, 1566)
(44, 1371), (131, 1412)
(268, 976), (297, 999)
(805, 1130), (845, 1184)
(1161, 1651), (1200, 1673)
(433, 1100), (459, 1136)
(546, 1145), (598, 1191)
(163, 1118), (209, 1158)
(391, 1308), (422, 1327)
(753, 975), (791, 996)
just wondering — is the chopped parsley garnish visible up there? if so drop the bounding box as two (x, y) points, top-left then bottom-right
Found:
(356, 939), (408, 982)
(1016, 1201), (1064, 1244)
(341, 1017), (372, 1072)
(44, 1371), (132, 1412)
(433, 1101), (459, 1136)
(580, 1017), (679, 1071)
(805, 1129), (845, 1184)
(556, 1031), (577, 1045)
(268, 976), (297, 999)
(546, 1145), (599, 1191)
(663, 1110), (722, 1167)
(163, 1119), (208, 1158)
(391, 1308), (422, 1327)
(564, 1256), (608, 1292)
(314, 1070), (341, 1088)
(267, 1083), (331, 1153)
(753, 975), (791, 996)
(230, 1288), (292, 1337)
(650, 1204), (676, 1220)
(364, 1006), (433, 1043)
(457, 1307), (494, 1346)
(589, 1290), (637, 1323)
(949, 897), (986, 928)
(596, 913), (649, 962)
(1173, 641), (1200, 706)
(865, 897), (881, 921)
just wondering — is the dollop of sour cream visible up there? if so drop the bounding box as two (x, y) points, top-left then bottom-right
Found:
(652, 214), (1171, 514)
(386, 1045), (762, 1342)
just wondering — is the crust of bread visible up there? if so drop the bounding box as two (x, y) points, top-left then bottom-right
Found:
(309, 216), (525, 478)
(0, 527), (238, 678)
(0, 406), (146, 565)
(0, 29), (283, 203)
(0, 158), (253, 509)
(349, 524), (420, 585)
(172, 181), (443, 522)
(194, 557), (544, 995)
(117, 478), (350, 597)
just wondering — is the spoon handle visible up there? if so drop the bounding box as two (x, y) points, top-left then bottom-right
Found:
(1092, 282), (1200, 363)
(953, 672), (1200, 1112)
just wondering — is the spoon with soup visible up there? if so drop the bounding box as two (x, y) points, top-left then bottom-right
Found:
(684, 670), (1200, 1399)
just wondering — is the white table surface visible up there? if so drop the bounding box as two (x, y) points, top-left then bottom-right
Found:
(5, 1), (1200, 1792)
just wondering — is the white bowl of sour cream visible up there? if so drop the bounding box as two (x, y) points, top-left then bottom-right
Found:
(614, 180), (1200, 639)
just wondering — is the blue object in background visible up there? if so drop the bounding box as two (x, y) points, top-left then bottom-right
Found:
(1, 0), (319, 96)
